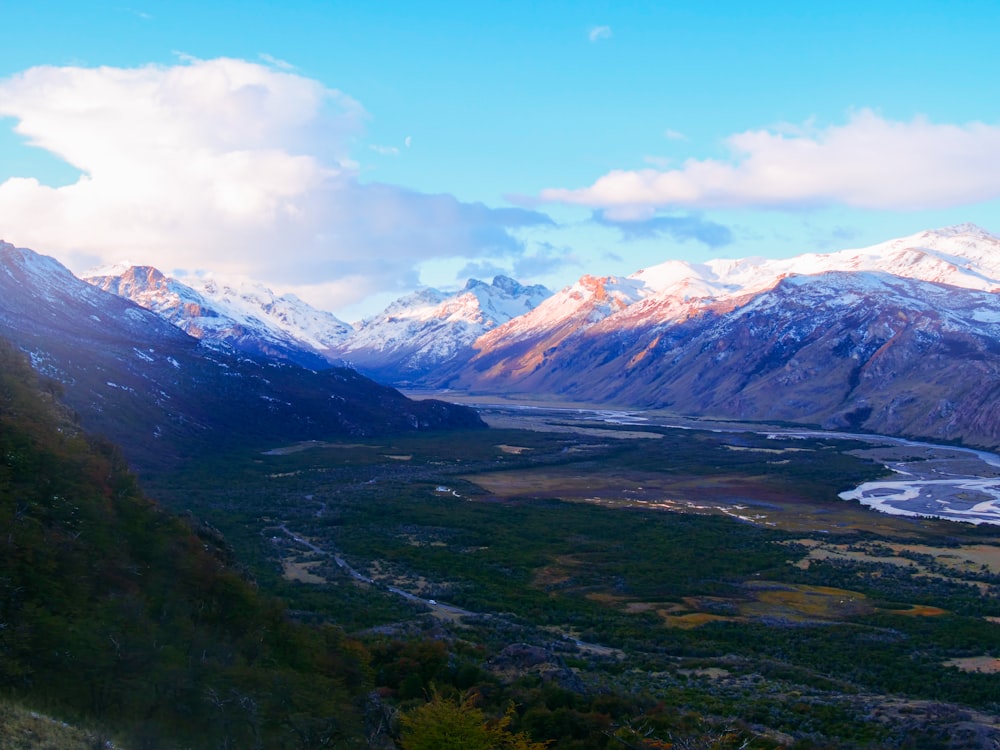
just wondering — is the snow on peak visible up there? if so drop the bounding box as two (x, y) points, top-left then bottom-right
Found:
(84, 266), (353, 356)
(339, 276), (552, 366)
(921, 222), (997, 240)
(1, 241), (94, 297)
(628, 223), (1000, 313)
(472, 223), (1000, 352)
(475, 274), (646, 348)
(82, 260), (142, 278)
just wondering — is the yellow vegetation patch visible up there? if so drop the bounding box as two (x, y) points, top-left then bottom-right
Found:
(944, 656), (1000, 673)
(497, 444), (532, 454)
(282, 560), (327, 584)
(895, 543), (1000, 574)
(584, 592), (625, 605)
(532, 555), (581, 588)
(787, 539), (1000, 595)
(881, 604), (947, 617)
(789, 538), (1000, 575)
(740, 581), (872, 621)
(661, 612), (736, 629)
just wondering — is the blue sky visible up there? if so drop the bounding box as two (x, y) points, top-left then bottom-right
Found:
(2, 1), (999, 319)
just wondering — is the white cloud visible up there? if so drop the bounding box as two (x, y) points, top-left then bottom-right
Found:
(258, 53), (296, 71)
(588, 25), (612, 42)
(369, 144), (400, 156)
(540, 110), (1000, 215)
(0, 57), (549, 313)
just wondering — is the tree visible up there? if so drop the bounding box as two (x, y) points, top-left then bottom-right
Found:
(399, 691), (548, 750)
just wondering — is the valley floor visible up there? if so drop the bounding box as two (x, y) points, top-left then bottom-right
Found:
(147, 405), (1000, 749)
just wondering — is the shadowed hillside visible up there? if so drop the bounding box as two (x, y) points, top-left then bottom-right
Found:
(0, 337), (370, 748)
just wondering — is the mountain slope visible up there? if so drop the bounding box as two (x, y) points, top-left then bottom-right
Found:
(0, 242), (484, 473)
(0, 336), (370, 748)
(460, 271), (1000, 447)
(451, 274), (646, 388)
(85, 265), (353, 369)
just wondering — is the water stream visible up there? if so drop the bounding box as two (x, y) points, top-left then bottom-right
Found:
(481, 403), (1000, 526)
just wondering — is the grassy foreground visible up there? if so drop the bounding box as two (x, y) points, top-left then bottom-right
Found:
(0, 700), (124, 750)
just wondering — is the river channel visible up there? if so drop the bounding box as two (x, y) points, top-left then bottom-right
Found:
(469, 402), (1000, 526)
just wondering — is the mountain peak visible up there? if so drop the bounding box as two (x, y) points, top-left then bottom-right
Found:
(490, 275), (523, 295)
(331, 273), (552, 382)
(460, 275), (533, 296)
(927, 222), (997, 240)
(85, 265), (353, 368)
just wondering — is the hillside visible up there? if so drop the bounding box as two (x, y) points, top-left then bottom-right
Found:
(0, 337), (369, 748)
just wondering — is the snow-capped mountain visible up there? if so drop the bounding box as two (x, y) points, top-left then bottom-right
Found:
(330, 275), (551, 383)
(85, 266), (552, 382)
(630, 222), (1000, 300)
(448, 224), (1000, 448)
(85, 266), (353, 369)
(473, 223), (1000, 360)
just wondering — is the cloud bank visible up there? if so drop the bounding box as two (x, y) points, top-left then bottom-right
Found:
(540, 110), (1000, 216)
(0, 57), (550, 311)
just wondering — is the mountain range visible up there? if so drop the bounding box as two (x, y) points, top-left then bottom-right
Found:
(0, 242), (483, 474)
(13, 222), (1000, 452)
(84, 267), (552, 383)
(450, 224), (1000, 447)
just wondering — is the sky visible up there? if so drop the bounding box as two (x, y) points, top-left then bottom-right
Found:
(2, 1), (1000, 321)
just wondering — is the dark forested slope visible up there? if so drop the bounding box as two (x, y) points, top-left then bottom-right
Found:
(0, 337), (370, 748)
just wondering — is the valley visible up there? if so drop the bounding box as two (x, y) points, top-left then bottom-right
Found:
(145, 404), (1000, 748)
(6, 226), (1000, 746)
(449, 399), (1000, 527)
